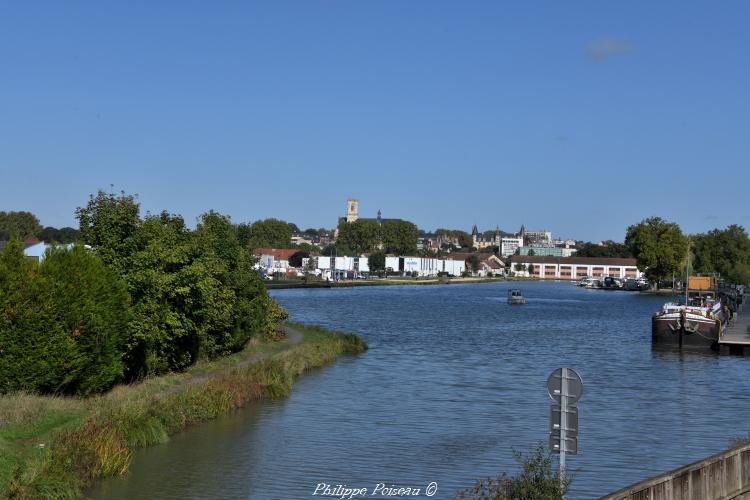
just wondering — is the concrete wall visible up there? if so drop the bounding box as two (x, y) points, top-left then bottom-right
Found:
(601, 443), (750, 500)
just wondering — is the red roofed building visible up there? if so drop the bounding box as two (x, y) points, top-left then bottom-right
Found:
(253, 248), (305, 274)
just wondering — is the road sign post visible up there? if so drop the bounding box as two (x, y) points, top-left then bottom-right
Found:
(547, 367), (583, 488)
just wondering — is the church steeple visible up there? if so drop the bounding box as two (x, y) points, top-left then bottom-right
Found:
(471, 224), (478, 236)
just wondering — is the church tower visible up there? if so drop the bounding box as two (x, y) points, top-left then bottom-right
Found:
(346, 197), (359, 223)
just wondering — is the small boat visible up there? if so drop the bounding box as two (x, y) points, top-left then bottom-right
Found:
(602, 276), (624, 290)
(577, 276), (602, 289)
(508, 289), (525, 305)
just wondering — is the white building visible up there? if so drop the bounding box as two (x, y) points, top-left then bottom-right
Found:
(385, 256), (466, 277)
(310, 255), (370, 279)
(500, 237), (524, 257)
(510, 256), (643, 280)
(253, 248), (301, 275)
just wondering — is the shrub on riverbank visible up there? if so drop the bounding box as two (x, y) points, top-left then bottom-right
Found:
(2, 324), (367, 499)
(0, 241), (130, 395)
(455, 446), (571, 500)
(76, 193), (288, 380)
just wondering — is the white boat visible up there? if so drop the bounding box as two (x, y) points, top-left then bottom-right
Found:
(577, 277), (602, 289)
(507, 289), (525, 305)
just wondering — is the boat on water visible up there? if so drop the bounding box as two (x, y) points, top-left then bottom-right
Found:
(652, 274), (734, 348)
(577, 276), (602, 289)
(623, 277), (650, 291)
(652, 301), (727, 348)
(579, 275), (649, 291)
(602, 276), (624, 290)
(507, 289), (525, 305)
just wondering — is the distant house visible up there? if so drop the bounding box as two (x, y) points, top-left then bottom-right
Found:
(478, 254), (506, 277)
(252, 248), (304, 274)
(0, 238), (87, 263)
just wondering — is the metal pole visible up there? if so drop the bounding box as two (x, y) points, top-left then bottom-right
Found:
(560, 368), (567, 486)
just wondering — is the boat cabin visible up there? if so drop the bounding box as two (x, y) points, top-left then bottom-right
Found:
(507, 289), (525, 305)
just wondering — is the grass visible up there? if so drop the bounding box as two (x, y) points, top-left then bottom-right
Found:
(0, 323), (367, 499)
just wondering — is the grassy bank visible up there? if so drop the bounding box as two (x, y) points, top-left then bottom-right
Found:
(0, 324), (367, 499)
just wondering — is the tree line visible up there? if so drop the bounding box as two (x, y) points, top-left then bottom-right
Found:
(0, 191), (286, 396)
(333, 219), (420, 255)
(0, 210), (80, 243)
(625, 217), (750, 285)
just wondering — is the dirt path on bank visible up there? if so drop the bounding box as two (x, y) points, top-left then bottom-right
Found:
(154, 325), (304, 400)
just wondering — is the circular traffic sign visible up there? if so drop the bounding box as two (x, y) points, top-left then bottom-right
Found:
(547, 367), (583, 403)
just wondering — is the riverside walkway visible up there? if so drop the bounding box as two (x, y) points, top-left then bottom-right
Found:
(719, 290), (750, 354)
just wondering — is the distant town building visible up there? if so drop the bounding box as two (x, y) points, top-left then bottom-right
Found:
(500, 236), (524, 257)
(519, 246), (563, 257)
(518, 246), (578, 257)
(471, 225), (501, 249)
(253, 248), (303, 275)
(477, 254), (506, 277)
(291, 233), (314, 246)
(335, 198), (403, 240)
(337, 198), (401, 227)
(519, 225), (552, 245)
(346, 198), (359, 223)
(385, 256), (466, 277)
(510, 256), (642, 280)
(309, 255), (370, 280)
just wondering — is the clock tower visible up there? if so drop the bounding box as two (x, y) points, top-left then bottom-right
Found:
(346, 197), (359, 223)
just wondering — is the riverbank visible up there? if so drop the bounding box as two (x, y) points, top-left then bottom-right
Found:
(0, 324), (367, 499)
(266, 276), (511, 289)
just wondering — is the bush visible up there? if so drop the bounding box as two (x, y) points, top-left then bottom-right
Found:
(0, 242), (130, 395)
(456, 446), (571, 500)
(77, 194), (287, 379)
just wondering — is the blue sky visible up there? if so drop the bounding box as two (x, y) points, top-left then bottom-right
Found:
(1, 1), (748, 242)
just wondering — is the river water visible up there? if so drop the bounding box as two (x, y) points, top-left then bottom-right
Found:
(90, 281), (750, 499)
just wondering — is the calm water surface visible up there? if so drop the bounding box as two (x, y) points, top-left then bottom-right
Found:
(91, 282), (750, 499)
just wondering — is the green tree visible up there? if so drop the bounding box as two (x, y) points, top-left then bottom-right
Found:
(575, 241), (632, 258)
(77, 191), (287, 379)
(38, 226), (81, 243)
(692, 225), (750, 284)
(436, 228), (473, 248)
(238, 218), (293, 249)
(322, 243), (352, 256)
(288, 251), (308, 267)
(514, 262), (525, 273)
(381, 220), (419, 255)
(527, 263), (534, 274)
(76, 190), (141, 273)
(469, 254), (481, 273)
(0, 241), (130, 395)
(368, 251), (386, 272)
(0, 211), (42, 240)
(457, 446), (570, 500)
(337, 219), (381, 254)
(39, 245), (131, 394)
(527, 248), (536, 256)
(625, 217), (687, 284)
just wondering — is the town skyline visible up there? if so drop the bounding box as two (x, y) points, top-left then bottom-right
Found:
(5, 192), (747, 245)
